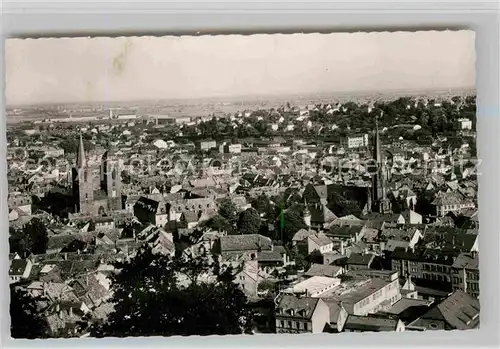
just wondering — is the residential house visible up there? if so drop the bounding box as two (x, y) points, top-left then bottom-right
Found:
(45, 301), (91, 336)
(219, 234), (273, 259)
(180, 211), (200, 229)
(431, 191), (475, 217)
(196, 140), (217, 151)
(304, 264), (344, 278)
(408, 290), (479, 330)
(451, 252), (479, 299)
(133, 196), (169, 228)
(343, 314), (405, 332)
(346, 253), (376, 271)
(9, 259), (33, 284)
(341, 134), (369, 149)
(307, 233), (334, 254)
(380, 227), (423, 251)
(233, 260), (261, 298)
(275, 295), (331, 334)
(322, 299), (349, 333)
(94, 216), (115, 231)
(292, 229), (314, 246)
(8, 193), (32, 216)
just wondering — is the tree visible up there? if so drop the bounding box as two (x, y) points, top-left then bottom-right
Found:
(23, 218), (49, 255)
(274, 210), (306, 244)
(287, 245), (309, 271)
(10, 218), (49, 257)
(10, 285), (49, 339)
(237, 208), (261, 235)
(91, 246), (252, 338)
(251, 194), (273, 217)
(206, 214), (230, 231)
(218, 198), (237, 222)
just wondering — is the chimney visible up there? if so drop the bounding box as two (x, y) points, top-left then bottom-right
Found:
(69, 306), (73, 317)
(340, 240), (345, 256)
(56, 303), (60, 312)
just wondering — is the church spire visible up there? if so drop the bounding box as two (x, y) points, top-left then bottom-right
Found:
(76, 133), (87, 168)
(374, 116), (382, 165)
(371, 114), (392, 214)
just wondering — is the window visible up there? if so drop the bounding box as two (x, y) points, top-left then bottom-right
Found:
(287, 321), (292, 328)
(303, 322), (308, 330)
(280, 320), (284, 327)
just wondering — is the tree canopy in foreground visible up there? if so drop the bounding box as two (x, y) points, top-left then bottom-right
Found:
(91, 246), (252, 337)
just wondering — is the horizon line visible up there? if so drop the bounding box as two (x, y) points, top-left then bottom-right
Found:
(7, 85), (476, 109)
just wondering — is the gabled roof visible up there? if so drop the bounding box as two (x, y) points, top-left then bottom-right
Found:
(305, 263), (342, 278)
(220, 234), (272, 253)
(181, 211), (199, 223)
(276, 295), (320, 320)
(308, 232), (333, 247)
(452, 252), (479, 270)
(134, 196), (160, 214)
(431, 191), (470, 206)
(343, 314), (400, 332)
(321, 298), (345, 324)
(410, 290), (479, 330)
(328, 225), (363, 238)
(347, 253), (375, 267)
(308, 204), (338, 224)
(292, 228), (314, 242)
(9, 259), (28, 276)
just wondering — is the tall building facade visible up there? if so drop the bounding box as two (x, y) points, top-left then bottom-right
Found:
(72, 135), (122, 215)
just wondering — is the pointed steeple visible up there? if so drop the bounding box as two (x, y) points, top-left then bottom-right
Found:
(76, 133), (87, 168)
(374, 116), (382, 165)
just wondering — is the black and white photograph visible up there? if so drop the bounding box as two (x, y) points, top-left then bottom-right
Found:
(5, 30), (479, 339)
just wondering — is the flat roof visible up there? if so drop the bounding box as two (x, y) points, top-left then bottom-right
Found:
(285, 276), (340, 295)
(320, 277), (392, 308)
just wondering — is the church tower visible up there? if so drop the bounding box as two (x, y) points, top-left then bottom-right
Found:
(72, 134), (94, 214)
(372, 118), (392, 214)
(100, 148), (122, 211)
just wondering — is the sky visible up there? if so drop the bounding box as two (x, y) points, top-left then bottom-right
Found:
(5, 30), (476, 106)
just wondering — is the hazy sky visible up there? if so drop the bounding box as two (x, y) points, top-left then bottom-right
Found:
(6, 30), (475, 105)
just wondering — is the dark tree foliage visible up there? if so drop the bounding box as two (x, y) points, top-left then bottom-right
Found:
(9, 218), (49, 257)
(91, 246), (252, 338)
(39, 190), (74, 217)
(251, 194), (274, 218)
(10, 285), (49, 339)
(287, 245), (309, 271)
(59, 137), (95, 155)
(206, 214), (230, 231)
(415, 190), (437, 217)
(218, 197), (237, 222)
(274, 210), (306, 244)
(237, 208), (261, 235)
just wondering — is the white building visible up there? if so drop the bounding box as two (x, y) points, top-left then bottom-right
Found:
(457, 118), (472, 130)
(342, 134), (369, 149)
